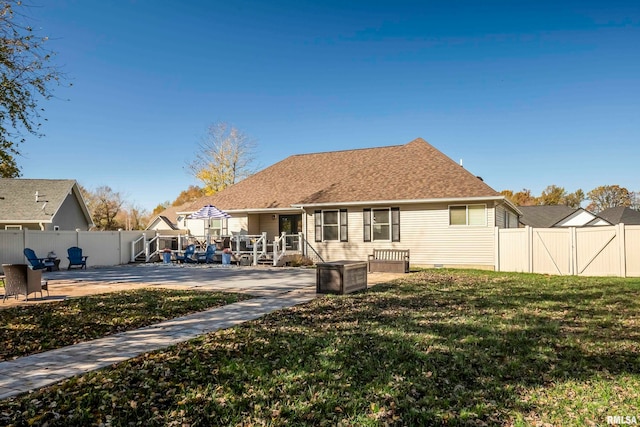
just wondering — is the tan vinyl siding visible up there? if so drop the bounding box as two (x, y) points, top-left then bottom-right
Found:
(305, 202), (496, 268)
(495, 204), (505, 228)
(259, 214), (281, 240)
(228, 216), (248, 235)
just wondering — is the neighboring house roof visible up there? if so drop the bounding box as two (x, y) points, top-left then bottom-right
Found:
(186, 138), (503, 212)
(518, 205), (580, 228)
(0, 178), (92, 225)
(147, 215), (178, 230)
(518, 205), (611, 228)
(597, 206), (640, 225)
(146, 203), (191, 230)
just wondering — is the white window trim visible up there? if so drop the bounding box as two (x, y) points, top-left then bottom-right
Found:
(208, 218), (224, 238)
(371, 207), (392, 242)
(5, 225), (22, 230)
(321, 209), (340, 241)
(449, 204), (487, 227)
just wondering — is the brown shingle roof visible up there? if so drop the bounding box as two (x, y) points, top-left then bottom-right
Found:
(187, 138), (500, 211)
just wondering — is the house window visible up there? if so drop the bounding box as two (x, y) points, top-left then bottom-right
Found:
(364, 207), (400, 242)
(208, 218), (223, 238)
(314, 209), (348, 242)
(449, 204), (487, 226)
(5, 225), (21, 230)
(373, 209), (390, 240)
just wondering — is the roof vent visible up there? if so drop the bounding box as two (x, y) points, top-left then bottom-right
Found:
(477, 176), (484, 181)
(35, 191), (39, 202)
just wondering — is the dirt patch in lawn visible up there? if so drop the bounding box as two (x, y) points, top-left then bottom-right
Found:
(0, 279), (186, 309)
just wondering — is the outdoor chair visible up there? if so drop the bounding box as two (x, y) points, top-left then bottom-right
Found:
(67, 246), (88, 269)
(175, 244), (196, 263)
(198, 245), (216, 263)
(2, 264), (49, 302)
(23, 248), (49, 270)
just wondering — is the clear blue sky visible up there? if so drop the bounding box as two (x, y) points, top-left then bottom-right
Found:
(17, 0), (640, 211)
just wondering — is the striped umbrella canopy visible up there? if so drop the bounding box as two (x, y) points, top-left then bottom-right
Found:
(188, 205), (231, 220)
(188, 205), (231, 246)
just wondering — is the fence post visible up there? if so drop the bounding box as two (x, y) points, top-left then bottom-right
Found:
(494, 227), (500, 272)
(526, 226), (533, 273)
(618, 223), (626, 278)
(570, 227), (577, 276)
(22, 228), (28, 256)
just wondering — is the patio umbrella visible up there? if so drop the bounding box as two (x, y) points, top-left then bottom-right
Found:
(188, 205), (231, 246)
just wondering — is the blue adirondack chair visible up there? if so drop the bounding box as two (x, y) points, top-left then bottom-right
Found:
(175, 244), (196, 263)
(198, 245), (216, 263)
(67, 246), (88, 269)
(23, 248), (48, 270)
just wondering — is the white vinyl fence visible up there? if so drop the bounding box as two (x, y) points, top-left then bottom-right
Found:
(497, 224), (640, 277)
(0, 229), (157, 271)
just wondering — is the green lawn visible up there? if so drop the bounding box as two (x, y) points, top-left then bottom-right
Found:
(0, 288), (252, 361)
(1, 270), (639, 426)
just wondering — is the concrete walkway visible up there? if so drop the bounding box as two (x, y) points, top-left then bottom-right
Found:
(0, 285), (317, 400)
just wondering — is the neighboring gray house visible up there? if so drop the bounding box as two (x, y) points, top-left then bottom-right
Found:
(0, 179), (93, 231)
(146, 202), (191, 232)
(597, 206), (640, 225)
(518, 205), (610, 228)
(180, 138), (522, 269)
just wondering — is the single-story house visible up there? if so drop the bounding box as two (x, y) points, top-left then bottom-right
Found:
(181, 138), (521, 269)
(597, 206), (640, 225)
(146, 202), (192, 232)
(518, 205), (611, 228)
(0, 179), (93, 231)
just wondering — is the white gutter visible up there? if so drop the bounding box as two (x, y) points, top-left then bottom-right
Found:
(179, 207), (305, 215)
(0, 220), (52, 224)
(292, 196), (513, 209)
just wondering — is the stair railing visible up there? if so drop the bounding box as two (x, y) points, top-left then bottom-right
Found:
(252, 232), (268, 265)
(303, 237), (325, 264)
(146, 235), (160, 262)
(272, 232), (287, 266)
(131, 235), (145, 262)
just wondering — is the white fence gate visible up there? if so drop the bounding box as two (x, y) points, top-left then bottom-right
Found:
(497, 224), (640, 277)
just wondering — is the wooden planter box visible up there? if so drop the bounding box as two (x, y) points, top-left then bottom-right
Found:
(316, 261), (367, 295)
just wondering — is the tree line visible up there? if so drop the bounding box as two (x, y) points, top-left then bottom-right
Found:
(80, 122), (255, 230)
(501, 185), (640, 213)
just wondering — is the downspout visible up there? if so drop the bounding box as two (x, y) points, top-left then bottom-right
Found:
(39, 222), (45, 231)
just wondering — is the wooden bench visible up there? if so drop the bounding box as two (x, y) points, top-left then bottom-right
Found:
(367, 249), (410, 273)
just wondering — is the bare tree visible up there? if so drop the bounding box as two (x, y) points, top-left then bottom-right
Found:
(116, 202), (149, 230)
(187, 122), (258, 194)
(84, 186), (125, 230)
(1, 1), (65, 176)
(630, 191), (640, 211)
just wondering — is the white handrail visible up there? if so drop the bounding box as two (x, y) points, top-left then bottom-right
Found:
(272, 232), (286, 266)
(252, 232), (267, 265)
(146, 235), (160, 262)
(131, 235), (145, 262)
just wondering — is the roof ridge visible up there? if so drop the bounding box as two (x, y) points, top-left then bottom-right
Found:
(286, 143), (404, 159)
